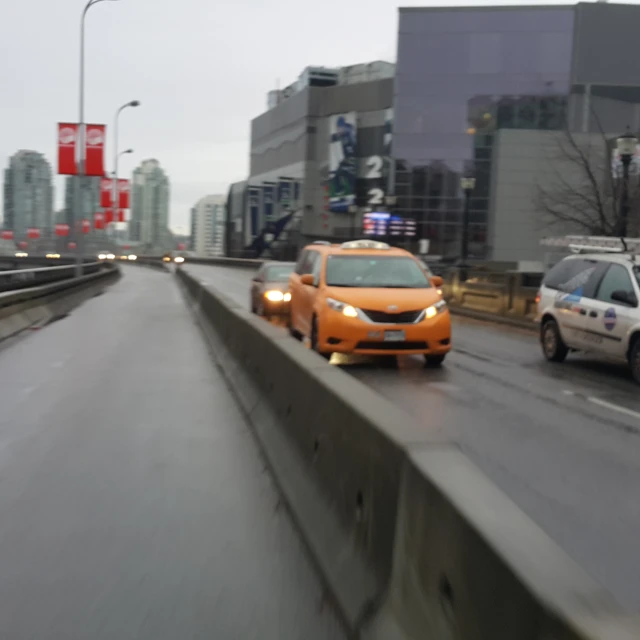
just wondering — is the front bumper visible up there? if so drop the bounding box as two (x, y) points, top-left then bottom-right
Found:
(318, 309), (452, 355)
(263, 300), (291, 316)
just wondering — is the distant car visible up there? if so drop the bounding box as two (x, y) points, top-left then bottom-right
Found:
(250, 261), (295, 318)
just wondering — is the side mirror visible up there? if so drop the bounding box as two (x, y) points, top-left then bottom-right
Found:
(431, 275), (444, 288)
(300, 274), (315, 286)
(611, 289), (638, 307)
(252, 277), (262, 283)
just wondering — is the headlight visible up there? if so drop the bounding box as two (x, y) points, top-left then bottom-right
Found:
(265, 290), (284, 302)
(106, 253), (115, 260)
(174, 256), (185, 263)
(283, 292), (291, 302)
(128, 255), (137, 261)
(327, 298), (359, 318)
(98, 253), (107, 260)
(15, 252), (28, 258)
(425, 299), (447, 319)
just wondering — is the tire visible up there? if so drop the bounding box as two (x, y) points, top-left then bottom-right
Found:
(628, 336), (640, 384)
(541, 318), (568, 363)
(424, 354), (446, 367)
(311, 317), (331, 360)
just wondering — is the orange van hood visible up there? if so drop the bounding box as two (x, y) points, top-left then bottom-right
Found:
(323, 286), (439, 311)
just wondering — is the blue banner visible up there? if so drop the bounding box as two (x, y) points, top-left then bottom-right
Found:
(262, 184), (275, 222)
(277, 179), (292, 210)
(248, 187), (260, 238)
(328, 112), (357, 213)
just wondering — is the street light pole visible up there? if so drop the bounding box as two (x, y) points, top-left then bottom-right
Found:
(112, 100), (140, 243)
(75, 0), (119, 277)
(460, 176), (476, 272)
(616, 128), (638, 238)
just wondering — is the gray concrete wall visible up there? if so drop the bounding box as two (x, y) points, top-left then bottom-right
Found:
(489, 129), (610, 262)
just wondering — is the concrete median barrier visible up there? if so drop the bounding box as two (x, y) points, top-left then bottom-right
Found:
(0, 266), (119, 342)
(176, 266), (639, 639)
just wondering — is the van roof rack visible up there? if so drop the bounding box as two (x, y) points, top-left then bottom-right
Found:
(541, 235), (640, 256)
(312, 241), (332, 246)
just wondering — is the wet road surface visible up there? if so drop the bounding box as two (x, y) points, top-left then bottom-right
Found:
(0, 266), (346, 639)
(184, 262), (640, 611)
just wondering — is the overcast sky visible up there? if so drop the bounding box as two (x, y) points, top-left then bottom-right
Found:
(0, 0), (626, 233)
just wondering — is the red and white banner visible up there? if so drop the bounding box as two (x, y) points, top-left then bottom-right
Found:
(81, 219), (91, 234)
(94, 212), (105, 230)
(55, 223), (69, 237)
(1, 230), (14, 240)
(85, 124), (106, 177)
(177, 243), (186, 250)
(117, 209), (126, 223)
(104, 209), (114, 225)
(27, 228), (40, 239)
(68, 241), (77, 249)
(123, 244), (130, 250)
(57, 123), (78, 175)
(118, 179), (130, 209)
(18, 241), (28, 249)
(100, 178), (113, 208)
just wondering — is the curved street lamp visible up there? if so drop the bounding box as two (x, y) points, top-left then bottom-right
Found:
(75, 0), (121, 276)
(112, 101), (140, 229)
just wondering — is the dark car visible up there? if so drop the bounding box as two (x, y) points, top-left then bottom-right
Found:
(250, 261), (295, 317)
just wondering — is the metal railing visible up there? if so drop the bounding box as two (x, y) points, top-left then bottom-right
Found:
(0, 262), (108, 293)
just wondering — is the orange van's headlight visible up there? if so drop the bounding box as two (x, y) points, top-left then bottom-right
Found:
(425, 300), (447, 319)
(327, 298), (359, 318)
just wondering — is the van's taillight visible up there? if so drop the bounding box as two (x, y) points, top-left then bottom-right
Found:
(535, 290), (541, 304)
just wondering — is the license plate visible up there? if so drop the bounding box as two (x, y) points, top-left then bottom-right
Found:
(384, 330), (405, 342)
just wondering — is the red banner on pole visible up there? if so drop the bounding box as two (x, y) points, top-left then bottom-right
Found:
(118, 179), (130, 209)
(104, 209), (114, 225)
(177, 243), (186, 250)
(55, 223), (70, 237)
(1, 230), (14, 240)
(27, 228), (40, 239)
(57, 123), (78, 175)
(68, 241), (77, 249)
(82, 219), (91, 234)
(85, 124), (106, 176)
(123, 244), (130, 250)
(117, 209), (126, 223)
(18, 241), (28, 249)
(94, 212), (105, 230)
(100, 178), (113, 208)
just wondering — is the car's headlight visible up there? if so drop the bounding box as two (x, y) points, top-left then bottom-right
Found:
(327, 298), (359, 318)
(425, 299), (447, 319)
(128, 255), (137, 261)
(174, 256), (185, 263)
(265, 290), (284, 302)
(283, 292), (291, 302)
(98, 253), (106, 260)
(106, 253), (115, 260)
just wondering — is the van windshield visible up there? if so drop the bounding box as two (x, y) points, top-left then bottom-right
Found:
(265, 265), (294, 282)
(325, 256), (431, 288)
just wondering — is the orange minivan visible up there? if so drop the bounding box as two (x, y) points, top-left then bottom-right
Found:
(288, 240), (451, 365)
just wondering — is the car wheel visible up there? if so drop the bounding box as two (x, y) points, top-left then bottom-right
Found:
(250, 297), (257, 314)
(424, 354), (446, 367)
(311, 318), (331, 360)
(628, 336), (640, 384)
(541, 318), (568, 363)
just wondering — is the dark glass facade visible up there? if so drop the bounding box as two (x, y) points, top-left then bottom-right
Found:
(393, 7), (574, 257)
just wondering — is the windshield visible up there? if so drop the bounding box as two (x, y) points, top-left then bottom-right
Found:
(325, 256), (431, 288)
(265, 265), (294, 282)
(633, 266), (640, 288)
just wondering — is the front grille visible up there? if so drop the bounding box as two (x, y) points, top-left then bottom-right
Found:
(355, 341), (428, 351)
(361, 309), (423, 324)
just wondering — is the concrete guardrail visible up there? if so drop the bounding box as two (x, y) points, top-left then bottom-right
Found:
(0, 262), (103, 293)
(176, 265), (640, 639)
(0, 264), (119, 342)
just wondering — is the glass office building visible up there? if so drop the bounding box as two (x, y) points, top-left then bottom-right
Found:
(393, 5), (575, 257)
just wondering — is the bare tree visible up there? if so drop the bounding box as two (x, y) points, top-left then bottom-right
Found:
(535, 112), (640, 237)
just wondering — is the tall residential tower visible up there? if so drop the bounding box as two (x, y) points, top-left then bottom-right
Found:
(130, 159), (171, 249)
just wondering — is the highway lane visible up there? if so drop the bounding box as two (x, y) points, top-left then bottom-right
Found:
(0, 266), (346, 639)
(184, 262), (640, 611)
